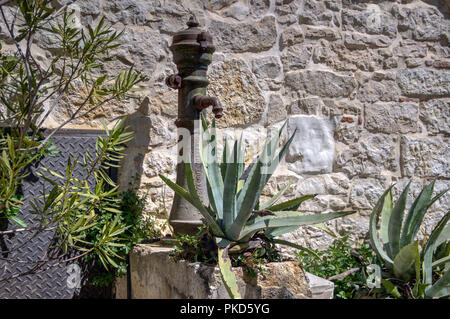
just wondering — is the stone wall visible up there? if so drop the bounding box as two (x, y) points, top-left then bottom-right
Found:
(11, 0), (449, 249)
(115, 243), (323, 299)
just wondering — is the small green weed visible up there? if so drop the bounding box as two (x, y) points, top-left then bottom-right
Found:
(295, 233), (376, 299)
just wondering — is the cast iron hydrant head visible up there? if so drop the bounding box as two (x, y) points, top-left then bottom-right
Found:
(166, 15), (223, 235)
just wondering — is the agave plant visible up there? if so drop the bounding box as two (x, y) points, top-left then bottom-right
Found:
(160, 116), (355, 298)
(369, 180), (449, 298)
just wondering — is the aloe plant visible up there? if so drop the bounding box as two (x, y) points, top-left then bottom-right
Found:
(369, 180), (449, 298)
(160, 116), (355, 298)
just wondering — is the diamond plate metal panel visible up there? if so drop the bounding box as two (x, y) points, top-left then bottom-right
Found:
(0, 129), (111, 299)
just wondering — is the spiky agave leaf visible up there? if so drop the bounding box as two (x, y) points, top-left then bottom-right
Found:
(393, 241), (419, 280)
(239, 210), (354, 240)
(159, 170), (224, 238)
(369, 185), (395, 268)
(422, 212), (450, 285)
(259, 182), (292, 210)
(227, 125), (296, 241)
(200, 115), (224, 222)
(218, 245), (242, 299)
(222, 141), (240, 230)
(388, 181), (410, 257)
(425, 269), (450, 298)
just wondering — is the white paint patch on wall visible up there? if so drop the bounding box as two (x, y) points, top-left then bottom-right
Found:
(286, 116), (334, 174)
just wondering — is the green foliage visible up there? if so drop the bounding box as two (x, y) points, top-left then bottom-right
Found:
(172, 225), (218, 265)
(32, 118), (134, 259)
(230, 238), (282, 278)
(81, 189), (161, 287)
(0, 0), (146, 282)
(161, 115), (355, 298)
(369, 180), (449, 298)
(295, 234), (375, 299)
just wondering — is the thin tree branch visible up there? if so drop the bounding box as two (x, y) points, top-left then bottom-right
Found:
(327, 267), (360, 281)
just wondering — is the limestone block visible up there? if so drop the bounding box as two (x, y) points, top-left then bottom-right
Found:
(397, 69), (450, 98)
(313, 41), (380, 72)
(365, 102), (419, 134)
(293, 173), (350, 199)
(401, 136), (449, 178)
(357, 79), (401, 103)
(281, 44), (313, 71)
(114, 28), (166, 78)
(204, 0), (236, 11)
(393, 5), (445, 41)
(343, 32), (391, 49)
(335, 134), (398, 177)
(298, 0), (335, 26)
(280, 26), (305, 49)
(285, 70), (357, 98)
(207, 59), (266, 127)
(350, 177), (385, 211)
(289, 97), (323, 116)
(394, 43), (428, 58)
(431, 180), (450, 213)
(275, 0), (300, 25)
(266, 93), (288, 125)
(324, 0), (341, 12)
(102, 0), (156, 26)
(143, 151), (176, 178)
(306, 273), (334, 299)
(334, 214), (370, 240)
(305, 26), (340, 41)
(249, 0), (271, 19)
(220, 1), (250, 21)
(342, 7), (397, 38)
(209, 16), (277, 53)
(251, 56), (282, 79)
(419, 99), (450, 135)
(286, 116), (334, 174)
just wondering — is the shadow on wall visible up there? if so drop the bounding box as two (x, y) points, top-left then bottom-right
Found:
(117, 97), (152, 191)
(424, 0), (450, 16)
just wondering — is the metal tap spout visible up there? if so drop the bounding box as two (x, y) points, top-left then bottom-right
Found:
(193, 95), (223, 119)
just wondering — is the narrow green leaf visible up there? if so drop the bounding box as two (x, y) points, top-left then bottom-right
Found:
(240, 210), (355, 240)
(265, 225), (300, 238)
(267, 194), (315, 212)
(432, 256), (450, 269)
(218, 246), (242, 299)
(9, 215), (27, 228)
(260, 182), (292, 210)
(272, 238), (321, 259)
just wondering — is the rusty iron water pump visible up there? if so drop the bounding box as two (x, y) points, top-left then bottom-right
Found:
(166, 16), (223, 235)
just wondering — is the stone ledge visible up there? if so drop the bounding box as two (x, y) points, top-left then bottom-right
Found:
(114, 243), (334, 299)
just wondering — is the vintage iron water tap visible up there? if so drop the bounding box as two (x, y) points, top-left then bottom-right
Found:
(166, 15), (223, 235)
